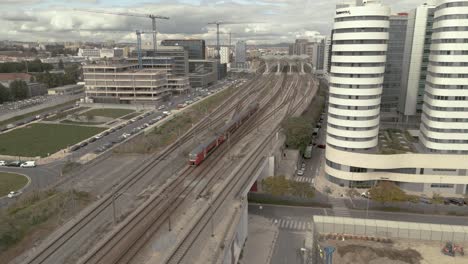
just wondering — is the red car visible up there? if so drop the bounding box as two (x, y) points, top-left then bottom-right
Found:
(317, 144), (326, 149)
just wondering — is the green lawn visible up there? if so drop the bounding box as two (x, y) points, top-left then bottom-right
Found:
(0, 123), (106, 157)
(0, 172), (28, 197)
(81, 108), (134, 119)
(44, 107), (90, 121)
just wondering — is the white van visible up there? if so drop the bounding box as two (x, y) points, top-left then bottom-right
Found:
(20, 161), (36, 168)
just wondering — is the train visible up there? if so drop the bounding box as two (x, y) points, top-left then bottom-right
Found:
(189, 102), (259, 166)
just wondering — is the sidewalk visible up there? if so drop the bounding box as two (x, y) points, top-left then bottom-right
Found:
(241, 215), (278, 264)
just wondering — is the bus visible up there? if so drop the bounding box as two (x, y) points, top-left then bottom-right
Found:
(304, 145), (313, 159)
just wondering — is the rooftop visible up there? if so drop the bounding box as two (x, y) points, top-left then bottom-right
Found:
(0, 72), (31, 81)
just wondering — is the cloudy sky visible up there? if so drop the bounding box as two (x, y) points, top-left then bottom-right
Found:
(1, 0), (427, 44)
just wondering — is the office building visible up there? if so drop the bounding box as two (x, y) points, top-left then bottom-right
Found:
(324, 0), (468, 196)
(327, 0), (390, 151)
(78, 48), (124, 59)
(83, 64), (168, 103)
(323, 36), (332, 75)
(189, 60), (218, 88)
(381, 13), (408, 115)
(235, 41), (247, 68)
(161, 39), (206, 60)
(399, 2), (435, 121)
(126, 57), (191, 93)
(139, 46), (189, 77)
(220, 46), (230, 64)
(419, 0), (468, 154)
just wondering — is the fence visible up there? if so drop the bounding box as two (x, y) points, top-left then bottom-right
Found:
(314, 216), (468, 243)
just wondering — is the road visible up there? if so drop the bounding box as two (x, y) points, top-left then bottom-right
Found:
(249, 203), (468, 264)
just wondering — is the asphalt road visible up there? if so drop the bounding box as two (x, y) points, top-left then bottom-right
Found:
(249, 203), (468, 264)
(0, 79), (236, 206)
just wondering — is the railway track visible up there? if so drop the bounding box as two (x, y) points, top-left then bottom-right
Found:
(16, 74), (267, 264)
(164, 74), (314, 264)
(77, 74), (288, 263)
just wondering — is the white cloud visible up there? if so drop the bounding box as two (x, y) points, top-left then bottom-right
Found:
(0, 0), (427, 43)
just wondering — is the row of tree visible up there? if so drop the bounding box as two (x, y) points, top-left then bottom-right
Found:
(34, 64), (81, 88)
(0, 80), (30, 103)
(0, 59), (53, 73)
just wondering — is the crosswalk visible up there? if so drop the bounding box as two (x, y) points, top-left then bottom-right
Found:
(294, 176), (314, 184)
(330, 198), (351, 217)
(269, 218), (313, 231)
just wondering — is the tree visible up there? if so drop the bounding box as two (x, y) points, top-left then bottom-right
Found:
(58, 59), (64, 70)
(282, 117), (313, 154)
(289, 181), (315, 198)
(369, 181), (408, 204)
(0, 83), (10, 103)
(262, 176), (290, 196)
(9, 80), (29, 100)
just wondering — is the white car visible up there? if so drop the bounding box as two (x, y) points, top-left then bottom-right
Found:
(162, 111), (171, 116)
(297, 170), (304, 176)
(7, 191), (22, 198)
(20, 161), (36, 168)
(0, 161), (6, 166)
(122, 133), (131, 139)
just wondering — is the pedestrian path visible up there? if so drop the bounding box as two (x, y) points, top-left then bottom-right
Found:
(269, 218), (313, 231)
(330, 198), (351, 217)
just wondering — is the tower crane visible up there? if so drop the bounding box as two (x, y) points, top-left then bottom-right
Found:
(75, 9), (169, 54)
(207, 21), (236, 59)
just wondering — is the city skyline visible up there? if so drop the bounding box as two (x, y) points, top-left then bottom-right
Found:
(2, 0), (428, 43)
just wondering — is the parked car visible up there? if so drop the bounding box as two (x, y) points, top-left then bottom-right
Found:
(419, 196), (432, 204)
(158, 105), (166, 110)
(361, 191), (371, 199)
(317, 144), (326, 149)
(7, 191), (22, 198)
(122, 133), (131, 139)
(79, 142), (88, 148)
(94, 134), (103, 140)
(0, 161), (6, 166)
(162, 111), (171, 116)
(7, 161), (22, 167)
(20, 161), (36, 168)
(297, 169), (304, 176)
(88, 137), (97, 143)
(446, 197), (464, 206)
(70, 145), (80, 151)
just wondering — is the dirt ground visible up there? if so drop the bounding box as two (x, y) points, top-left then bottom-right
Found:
(320, 239), (468, 264)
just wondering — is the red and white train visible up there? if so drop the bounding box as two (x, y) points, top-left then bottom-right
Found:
(189, 102), (259, 166)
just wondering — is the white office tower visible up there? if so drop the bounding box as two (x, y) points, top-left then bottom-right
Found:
(327, 0), (390, 151)
(420, 0), (468, 154)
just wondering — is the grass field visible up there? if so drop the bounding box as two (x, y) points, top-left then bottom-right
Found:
(44, 107), (90, 121)
(0, 172), (28, 197)
(81, 108), (134, 119)
(0, 123), (106, 157)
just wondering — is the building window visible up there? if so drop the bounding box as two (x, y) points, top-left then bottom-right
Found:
(430, 184), (454, 188)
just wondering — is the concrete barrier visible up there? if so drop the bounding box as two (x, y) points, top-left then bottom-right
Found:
(314, 216), (468, 243)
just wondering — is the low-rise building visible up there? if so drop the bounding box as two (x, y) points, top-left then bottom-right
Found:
(83, 64), (168, 103)
(48, 84), (85, 96)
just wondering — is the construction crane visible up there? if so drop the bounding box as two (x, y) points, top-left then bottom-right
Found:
(75, 9), (169, 54)
(207, 21), (236, 59)
(135, 30), (155, 69)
